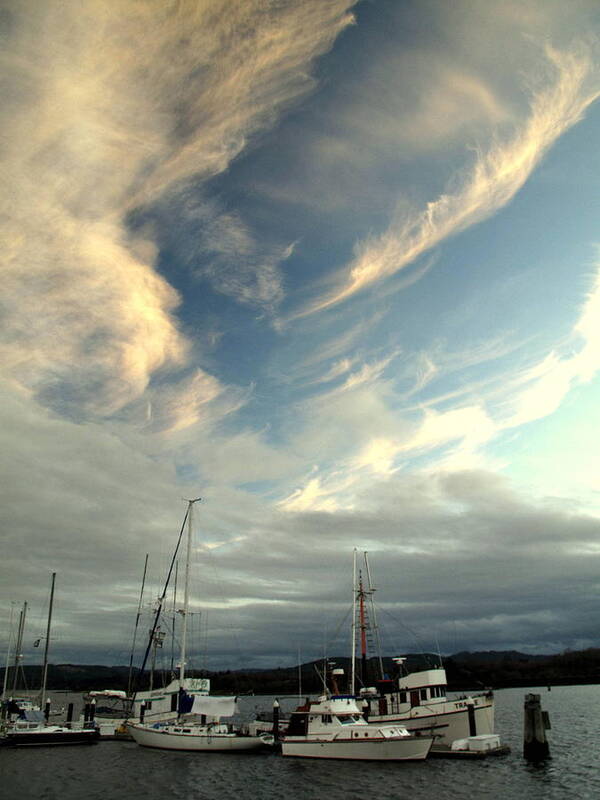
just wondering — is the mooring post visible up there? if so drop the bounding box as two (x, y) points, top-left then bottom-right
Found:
(139, 701), (146, 724)
(466, 697), (477, 736)
(44, 699), (51, 721)
(523, 693), (551, 760)
(272, 699), (280, 742)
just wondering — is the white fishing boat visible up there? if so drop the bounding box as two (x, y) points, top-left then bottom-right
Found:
(360, 662), (495, 747)
(281, 673), (433, 761)
(349, 550), (496, 749)
(128, 498), (272, 752)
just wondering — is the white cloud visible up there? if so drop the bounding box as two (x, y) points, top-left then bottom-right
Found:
(1, 0), (355, 426)
(298, 42), (600, 315)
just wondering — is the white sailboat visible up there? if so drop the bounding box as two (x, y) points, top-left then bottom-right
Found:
(127, 499), (272, 752)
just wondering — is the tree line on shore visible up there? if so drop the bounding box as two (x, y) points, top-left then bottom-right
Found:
(2, 647), (599, 695)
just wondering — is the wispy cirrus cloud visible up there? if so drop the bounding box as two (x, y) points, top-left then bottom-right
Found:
(1, 0), (355, 426)
(279, 259), (600, 512)
(296, 43), (600, 316)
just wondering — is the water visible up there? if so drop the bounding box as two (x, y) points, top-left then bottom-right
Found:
(2, 685), (599, 799)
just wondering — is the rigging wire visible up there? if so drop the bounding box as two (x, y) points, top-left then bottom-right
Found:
(128, 501), (192, 708)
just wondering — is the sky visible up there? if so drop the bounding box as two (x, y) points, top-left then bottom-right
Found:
(2, 0), (600, 675)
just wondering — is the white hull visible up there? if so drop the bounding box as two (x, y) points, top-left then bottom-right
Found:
(128, 722), (269, 752)
(368, 695), (495, 746)
(282, 735), (432, 760)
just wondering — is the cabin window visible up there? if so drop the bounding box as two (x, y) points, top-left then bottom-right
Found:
(286, 713), (308, 736)
(399, 691), (407, 704)
(321, 714), (332, 724)
(145, 701), (153, 710)
(171, 694), (178, 712)
(420, 689), (428, 701)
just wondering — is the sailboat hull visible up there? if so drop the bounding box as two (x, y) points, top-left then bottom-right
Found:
(1, 726), (100, 747)
(127, 723), (270, 752)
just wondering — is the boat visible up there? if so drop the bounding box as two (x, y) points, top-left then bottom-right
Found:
(281, 668), (433, 760)
(1, 710), (99, 747)
(82, 678), (211, 739)
(1, 574), (100, 747)
(127, 498), (272, 752)
(360, 660), (496, 748)
(349, 551), (496, 750)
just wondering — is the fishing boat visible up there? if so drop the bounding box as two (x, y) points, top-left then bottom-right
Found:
(281, 668), (433, 761)
(350, 550), (496, 749)
(360, 661), (495, 748)
(127, 498), (272, 752)
(1, 574), (99, 747)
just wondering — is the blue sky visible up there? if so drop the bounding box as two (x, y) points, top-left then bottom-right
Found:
(2, 0), (600, 672)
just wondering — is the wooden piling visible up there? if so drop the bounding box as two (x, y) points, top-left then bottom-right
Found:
(272, 699), (280, 742)
(523, 693), (551, 760)
(467, 697), (476, 736)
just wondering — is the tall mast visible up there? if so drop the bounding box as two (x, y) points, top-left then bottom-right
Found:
(2, 603), (16, 702)
(179, 498), (201, 689)
(358, 571), (367, 685)
(170, 561), (178, 677)
(11, 601), (27, 693)
(350, 548), (357, 696)
(127, 554), (149, 697)
(39, 573), (56, 709)
(364, 551), (384, 680)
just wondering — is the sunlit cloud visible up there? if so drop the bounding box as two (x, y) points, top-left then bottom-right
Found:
(503, 262), (600, 428)
(1, 0), (355, 426)
(298, 43), (599, 315)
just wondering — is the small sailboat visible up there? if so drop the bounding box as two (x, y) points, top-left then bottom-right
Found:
(127, 498), (272, 752)
(1, 574), (100, 747)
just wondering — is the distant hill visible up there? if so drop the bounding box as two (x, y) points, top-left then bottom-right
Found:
(2, 648), (599, 694)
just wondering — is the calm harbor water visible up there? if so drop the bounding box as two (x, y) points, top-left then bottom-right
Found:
(2, 685), (599, 799)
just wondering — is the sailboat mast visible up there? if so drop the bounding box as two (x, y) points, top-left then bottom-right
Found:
(179, 498), (200, 688)
(2, 603), (15, 702)
(39, 572), (56, 709)
(11, 602), (27, 693)
(350, 548), (357, 696)
(127, 554), (149, 697)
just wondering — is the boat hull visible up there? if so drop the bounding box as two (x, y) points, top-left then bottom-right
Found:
(368, 695), (495, 746)
(128, 723), (269, 752)
(1, 728), (100, 747)
(281, 735), (432, 761)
